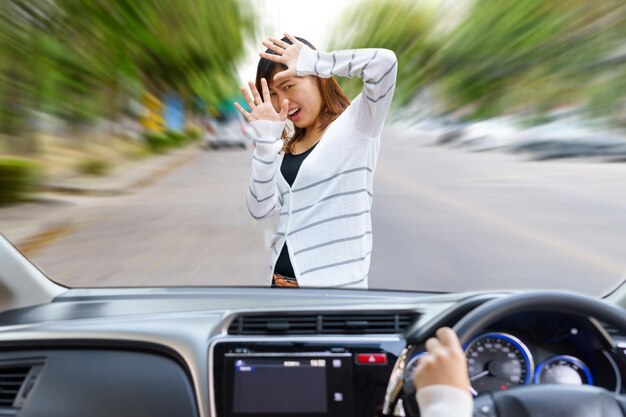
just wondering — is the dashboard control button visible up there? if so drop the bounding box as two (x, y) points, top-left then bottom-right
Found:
(356, 353), (387, 365)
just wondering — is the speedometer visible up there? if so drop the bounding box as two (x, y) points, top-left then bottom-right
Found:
(465, 332), (534, 394)
(534, 355), (593, 385)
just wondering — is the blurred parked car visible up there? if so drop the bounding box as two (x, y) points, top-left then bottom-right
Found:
(203, 112), (252, 150)
(454, 116), (520, 152)
(404, 117), (468, 146)
(509, 118), (626, 160)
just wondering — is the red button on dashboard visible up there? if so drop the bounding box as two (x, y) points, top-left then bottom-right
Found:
(356, 353), (387, 365)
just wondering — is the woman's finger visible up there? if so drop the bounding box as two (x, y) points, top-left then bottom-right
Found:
(259, 51), (283, 63)
(278, 99), (289, 121)
(272, 69), (295, 85)
(248, 81), (263, 106)
(260, 78), (271, 104)
(284, 32), (299, 45)
(240, 86), (256, 110)
(233, 102), (252, 122)
(262, 40), (285, 55)
(269, 36), (290, 49)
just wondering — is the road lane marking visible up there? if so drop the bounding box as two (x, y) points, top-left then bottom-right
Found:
(377, 168), (625, 276)
(18, 223), (76, 258)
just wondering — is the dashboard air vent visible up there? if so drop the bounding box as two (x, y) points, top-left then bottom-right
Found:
(228, 313), (417, 335)
(321, 314), (414, 334)
(0, 365), (31, 407)
(229, 315), (318, 335)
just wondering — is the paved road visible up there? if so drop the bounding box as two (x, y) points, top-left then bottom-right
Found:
(30, 127), (626, 295)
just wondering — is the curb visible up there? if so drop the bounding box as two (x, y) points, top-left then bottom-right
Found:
(8, 145), (202, 254)
(39, 146), (201, 196)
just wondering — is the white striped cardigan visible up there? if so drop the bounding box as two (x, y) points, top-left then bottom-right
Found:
(247, 45), (397, 288)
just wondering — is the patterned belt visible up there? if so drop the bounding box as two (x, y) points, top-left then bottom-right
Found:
(272, 273), (299, 288)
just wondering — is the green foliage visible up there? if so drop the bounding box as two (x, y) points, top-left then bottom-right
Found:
(143, 130), (192, 153)
(330, 0), (626, 119)
(76, 159), (111, 176)
(330, 0), (439, 105)
(184, 127), (202, 141)
(142, 132), (170, 153)
(0, 0), (257, 153)
(0, 158), (41, 205)
(164, 131), (188, 147)
(437, 0), (626, 114)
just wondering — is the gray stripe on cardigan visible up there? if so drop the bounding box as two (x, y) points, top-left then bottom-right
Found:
(366, 83), (395, 103)
(288, 210), (370, 236)
(360, 50), (378, 79)
(365, 61), (397, 85)
(294, 231), (373, 256)
(281, 166), (373, 196)
(300, 251), (372, 275)
(280, 188), (372, 216)
(327, 274), (368, 288)
(252, 155), (274, 165)
(314, 52), (320, 74)
(253, 174), (275, 184)
(248, 203), (276, 220)
(348, 50), (356, 78)
(254, 138), (281, 145)
(248, 187), (274, 203)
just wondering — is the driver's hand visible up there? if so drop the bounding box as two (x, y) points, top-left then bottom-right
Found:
(413, 327), (470, 391)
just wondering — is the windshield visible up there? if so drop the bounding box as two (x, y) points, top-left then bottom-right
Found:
(1, 0), (625, 296)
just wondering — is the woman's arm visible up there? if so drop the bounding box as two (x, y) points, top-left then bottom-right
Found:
(246, 120), (284, 220)
(296, 46), (397, 138)
(235, 79), (290, 220)
(261, 33), (397, 138)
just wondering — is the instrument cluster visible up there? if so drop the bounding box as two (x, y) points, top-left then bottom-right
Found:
(403, 312), (622, 396)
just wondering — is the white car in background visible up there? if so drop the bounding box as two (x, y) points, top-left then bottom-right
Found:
(455, 116), (521, 152)
(203, 112), (252, 150)
(509, 118), (626, 160)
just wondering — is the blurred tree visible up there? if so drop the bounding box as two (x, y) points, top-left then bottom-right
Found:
(0, 0), (58, 153)
(330, 0), (626, 121)
(0, 0), (256, 153)
(438, 0), (626, 118)
(329, 0), (440, 106)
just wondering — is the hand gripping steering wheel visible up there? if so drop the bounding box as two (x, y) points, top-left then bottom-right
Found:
(451, 291), (626, 417)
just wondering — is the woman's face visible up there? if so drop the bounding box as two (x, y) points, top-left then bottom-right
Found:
(268, 73), (323, 130)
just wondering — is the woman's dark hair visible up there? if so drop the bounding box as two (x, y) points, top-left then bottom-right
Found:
(255, 36), (351, 154)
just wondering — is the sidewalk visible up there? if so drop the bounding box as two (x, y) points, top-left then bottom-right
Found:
(0, 145), (202, 250)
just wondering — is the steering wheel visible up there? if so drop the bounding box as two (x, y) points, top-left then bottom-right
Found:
(448, 291), (626, 417)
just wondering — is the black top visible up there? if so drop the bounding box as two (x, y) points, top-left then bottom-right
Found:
(273, 142), (319, 278)
(280, 142), (318, 186)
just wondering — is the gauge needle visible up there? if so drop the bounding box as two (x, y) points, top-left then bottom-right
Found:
(470, 370), (490, 381)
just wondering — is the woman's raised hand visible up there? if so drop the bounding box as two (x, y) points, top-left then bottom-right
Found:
(259, 33), (303, 85)
(235, 78), (289, 123)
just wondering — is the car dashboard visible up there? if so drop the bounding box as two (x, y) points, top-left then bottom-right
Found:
(0, 288), (624, 417)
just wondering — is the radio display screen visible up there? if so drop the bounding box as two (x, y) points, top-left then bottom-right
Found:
(223, 353), (354, 417)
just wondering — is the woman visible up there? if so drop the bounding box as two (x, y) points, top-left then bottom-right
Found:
(235, 33), (397, 289)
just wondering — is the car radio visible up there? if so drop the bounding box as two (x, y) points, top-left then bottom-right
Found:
(212, 340), (404, 417)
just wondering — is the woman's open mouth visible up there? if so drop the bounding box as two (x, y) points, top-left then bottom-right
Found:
(288, 107), (301, 122)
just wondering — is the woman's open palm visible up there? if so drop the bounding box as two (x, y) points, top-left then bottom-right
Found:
(260, 33), (303, 85)
(235, 78), (289, 123)
(234, 33), (304, 123)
